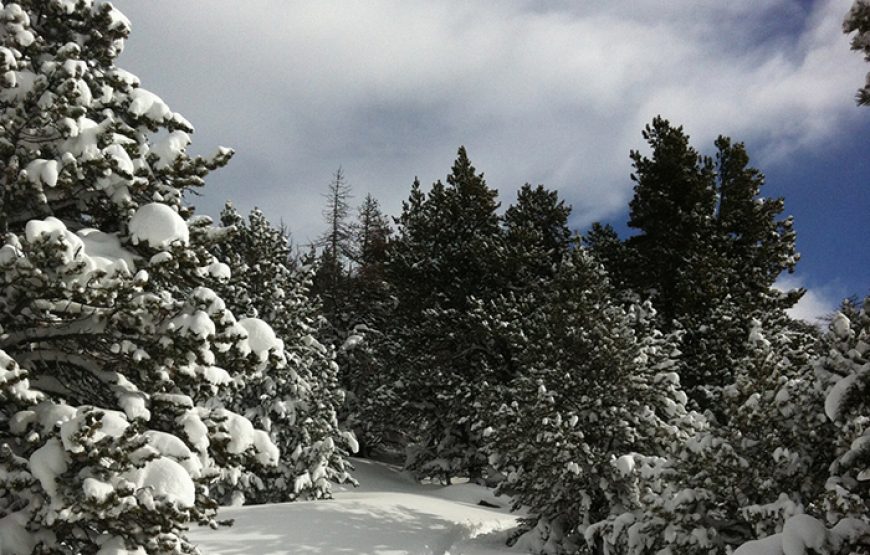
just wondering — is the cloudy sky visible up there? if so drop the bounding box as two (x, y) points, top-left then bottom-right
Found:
(111, 0), (869, 321)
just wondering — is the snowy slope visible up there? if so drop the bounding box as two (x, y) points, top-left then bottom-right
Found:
(190, 458), (523, 555)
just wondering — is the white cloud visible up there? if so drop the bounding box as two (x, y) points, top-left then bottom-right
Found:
(777, 274), (844, 324)
(110, 0), (866, 244)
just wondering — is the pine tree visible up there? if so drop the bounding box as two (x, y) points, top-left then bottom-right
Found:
(504, 183), (574, 284)
(591, 118), (802, 408)
(844, 0), (870, 105)
(0, 3), (282, 552)
(338, 194), (394, 456)
(726, 304), (870, 554)
(352, 193), (390, 269)
(386, 147), (507, 480)
(214, 203), (356, 504)
(623, 117), (721, 325)
(484, 250), (698, 554)
(583, 223), (630, 292)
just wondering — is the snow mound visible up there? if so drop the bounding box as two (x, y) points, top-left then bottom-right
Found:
(29, 439), (67, 498)
(128, 203), (189, 248)
(96, 536), (146, 555)
(24, 158), (59, 187)
(150, 130), (190, 169)
(78, 227), (138, 276)
(143, 430), (203, 478)
(127, 88), (171, 121)
(824, 370), (865, 422)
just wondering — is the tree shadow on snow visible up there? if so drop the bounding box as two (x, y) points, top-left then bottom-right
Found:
(191, 498), (511, 555)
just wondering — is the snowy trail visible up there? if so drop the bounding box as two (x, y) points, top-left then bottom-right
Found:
(189, 458), (523, 555)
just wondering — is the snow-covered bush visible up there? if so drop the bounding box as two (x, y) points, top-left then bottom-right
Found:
(582, 315), (830, 554)
(733, 513), (869, 555)
(0, 2), (289, 552)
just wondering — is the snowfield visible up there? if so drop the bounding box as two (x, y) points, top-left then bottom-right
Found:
(190, 458), (523, 555)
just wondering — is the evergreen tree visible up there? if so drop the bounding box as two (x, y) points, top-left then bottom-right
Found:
(815, 298), (870, 531)
(0, 3), (282, 552)
(214, 203), (356, 503)
(504, 183), (575, 284)
(582, 223), (630, 292)
(352, 193), (391, 269)
(484, 250), (698, 554)
(844, 0), (870, 105)
(590, 118), (802, 407)
(338, 194), (394, 456)
(386, 147), (507, 480)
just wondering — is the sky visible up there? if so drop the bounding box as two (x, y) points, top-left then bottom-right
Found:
(110, 0), (869, 322)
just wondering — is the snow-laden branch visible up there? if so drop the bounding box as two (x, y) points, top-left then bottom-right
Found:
(15, 349), (106, 373)
(0, 310), (109, 349)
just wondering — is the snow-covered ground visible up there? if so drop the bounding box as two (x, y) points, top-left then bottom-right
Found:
(190, 458), (523, 555)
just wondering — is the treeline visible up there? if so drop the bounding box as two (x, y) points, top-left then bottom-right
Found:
(299, 120), (869, 553)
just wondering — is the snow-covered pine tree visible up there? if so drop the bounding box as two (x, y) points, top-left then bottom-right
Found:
(589, 118), (802, 410)
(484, 249), (698, 555)
(815, 298), (870, 542)
(721, 317), (829, 536)
(730, 302), (869, 555)
(0, 3), (283, 552)
(213, 203), (356, 503)
(844, 0), (870, 105)
(387, 148), (507, 480)
(600, 314), (830, 554)
(588, 303), (863, 555)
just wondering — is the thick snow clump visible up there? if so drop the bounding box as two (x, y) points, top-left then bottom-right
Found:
(128, 203), (189, 248)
